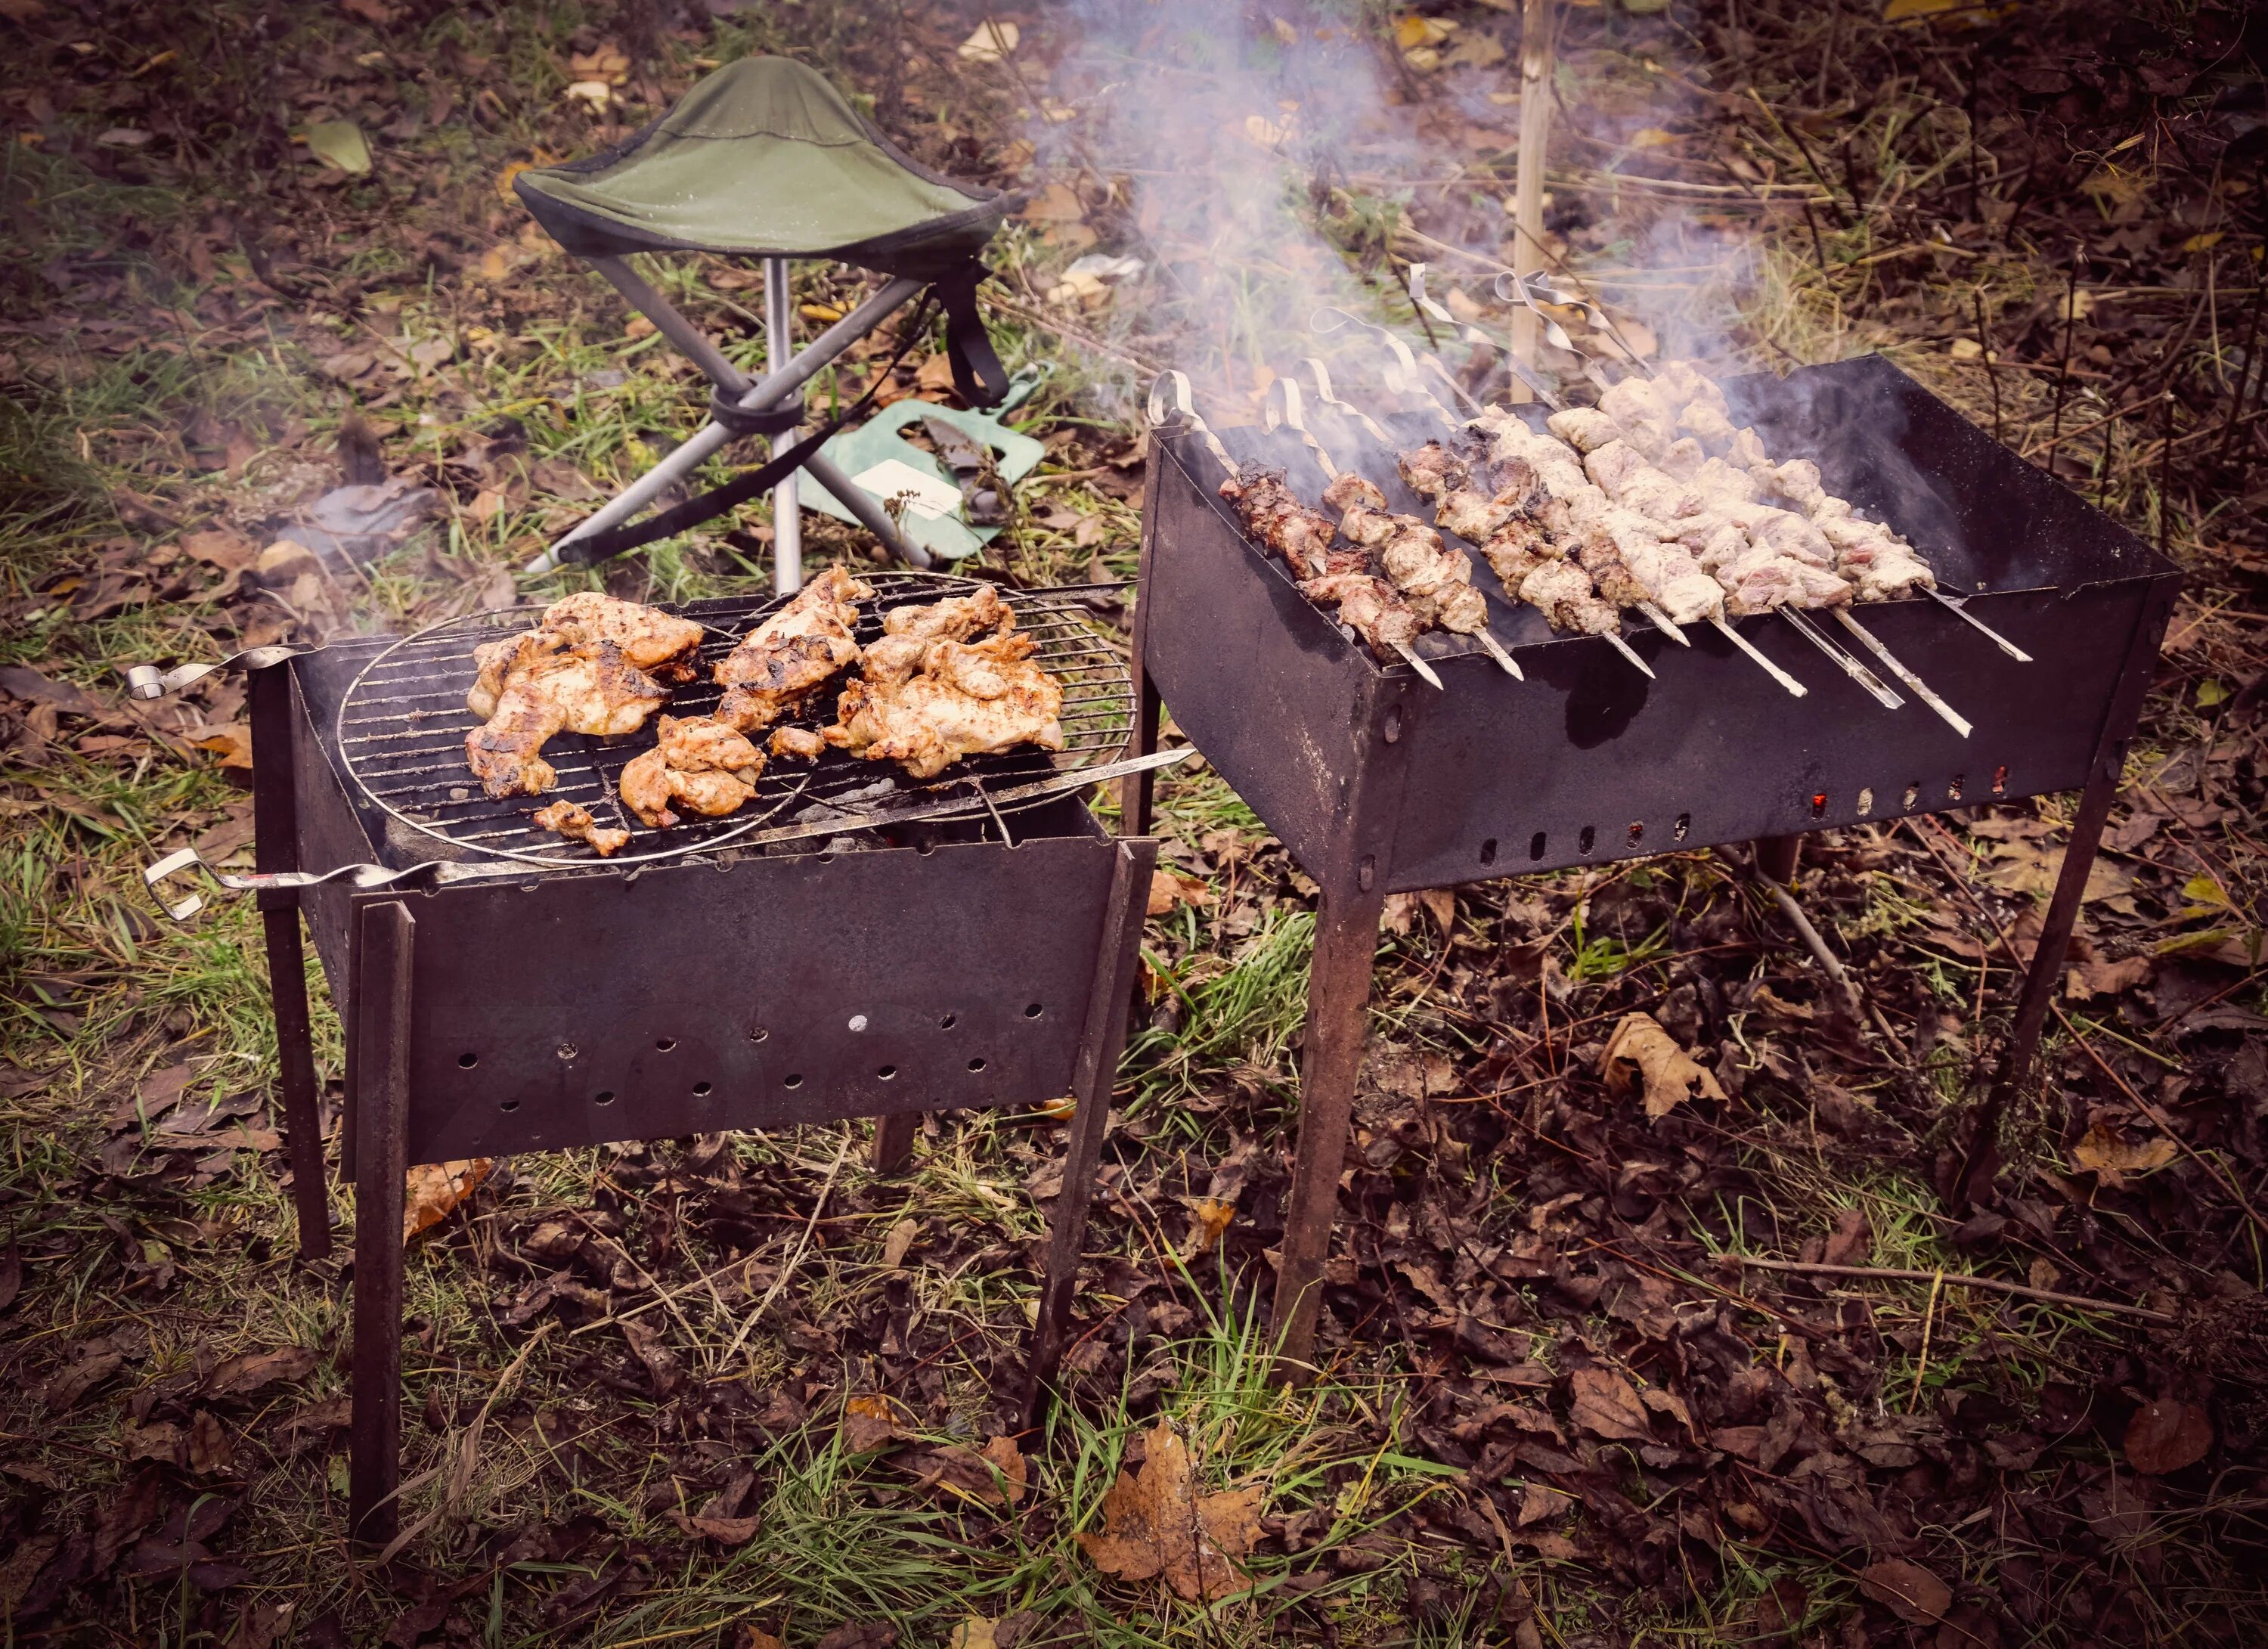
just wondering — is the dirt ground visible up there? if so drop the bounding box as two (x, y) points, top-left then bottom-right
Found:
(3, 1), (2266, 1645)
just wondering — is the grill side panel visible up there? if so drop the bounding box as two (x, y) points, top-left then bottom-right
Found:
(373, 821), (1126, 1164)
(290, 653), (382, 993)
(1142, 441), (1379, 879)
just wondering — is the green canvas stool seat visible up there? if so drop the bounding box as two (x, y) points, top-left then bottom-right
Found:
(513, 56), (1020, 587)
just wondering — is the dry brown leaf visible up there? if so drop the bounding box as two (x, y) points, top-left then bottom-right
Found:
(947, 1621), (997, 1649)
(1857, 1558), (1950, 1625)
(1820, 1205), (1873, 1268)
(881, 1217), (919, 1269)
(187, 1409), (234, 1476)
(1567, 1365), (1655, 1444)
(2124, 1397), (2212, 1474)
(1147, 868), (1215, 916)
(203, 1345), (318, 1399)
(1182, 1195), (1235, 1256)
(841, 1393), (904, 1453)
(621, 1318), (683, 1398)
(908, 1434), (1027, 1508)
(193, 723), (255, 770)
(1074, 1423), (1262, 1601)
(404, 1158), (493, 1242)
(2072, 1124), (2178, 1186)
(1599, 1012), (1725, 1118)
(2065, 954), (2154, 1000)
(1015, 181), (1083, 223)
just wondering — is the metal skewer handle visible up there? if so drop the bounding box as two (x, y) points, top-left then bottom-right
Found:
(1928, 587), (2033, 663)
(142, 848), (435, 923)
(1833, 609), (1973, 738)
(1780, 609), (1904, 708)
(1709, 616), (1807, 697)
(123, 645), (314, 701)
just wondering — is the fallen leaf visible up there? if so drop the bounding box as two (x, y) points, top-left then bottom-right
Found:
(404, 1158), (492, 1242)
(193, 724), (254, 770)
(45, 1350), (126, 1412)
(1599, 1012), (1725, 1118)
(957, 19), (1018, 61)
(906, 1434), (1027, 1508)
(947, 1621), (997, 1649)
(881, 1217), (919, 1268)
(1182, 1195), (1235, 1256)
(203, 1345), (318, 1399)
(671, 1507), (761, 1545)
(2072, 1124), (2178, 1186)
(1821, 1205), (1873, 1268)
(122, 1420), (186, 1465)
(1147, 868), (1214, 916)
(2065, 955), (2153, 1001)
(621, 1318), (683, 1397)
(2124, 1398), (2211, 1474)
(1075, 1422), (1262, 1601)
(304, 120), (371, 175)
(188, 1409), (234, 1476)
(1015, 181), (1085, 224)
(841, 1392), (904, 1453)
(1857, 1558), (1950, 1625)
(1567, 1365), (1655, 1444)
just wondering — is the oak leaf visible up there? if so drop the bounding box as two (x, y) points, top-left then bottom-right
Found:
(1600, 1013), (1724, 1118)
(1075, 1423), (1262, 1601)
(404, 1158), (492, 1242)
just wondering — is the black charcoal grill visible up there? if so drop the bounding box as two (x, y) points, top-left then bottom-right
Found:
(1124, 355), (2180, 1373)
(132, 572), (1168, 1542)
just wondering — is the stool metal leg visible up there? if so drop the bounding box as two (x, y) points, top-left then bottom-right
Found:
(765, 258), (804, 594)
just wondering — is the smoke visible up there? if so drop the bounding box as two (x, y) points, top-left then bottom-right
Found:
(1005, 2), (1762, 419)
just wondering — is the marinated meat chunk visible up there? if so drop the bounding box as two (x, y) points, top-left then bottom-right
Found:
(826, 631), (1065, 779)
(539, 591), (705, 682)
(714, 564), (873, 733)
(531, 799), (631, 857)
(464, 631), (670, 799)
(618, 714), (765, 828)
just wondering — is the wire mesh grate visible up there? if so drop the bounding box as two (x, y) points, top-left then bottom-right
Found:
(336, 572), (1133, 869)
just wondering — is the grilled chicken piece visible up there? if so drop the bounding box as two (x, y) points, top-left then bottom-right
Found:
(769, 726), (827, 761)
(881, 586), (1013, 643)
(531, 799), (631, 857)
(714, 564), (874, 733)
(464, 631), (671, 798)
(1517, 560), (1621, 635)
(618, 714), (765, 828)
(1297, 572), (1424, 656)
(1322, 472), (1492, 637)
(1545, 407), (1622, 454)
(1219, 467), (1342, 578)
(826, 631), (1065, 780)
(540, 591), (704, 682)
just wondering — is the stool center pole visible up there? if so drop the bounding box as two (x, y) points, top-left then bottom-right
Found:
(764, 257), (804, 594)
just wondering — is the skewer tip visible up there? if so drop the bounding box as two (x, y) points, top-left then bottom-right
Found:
(1396, 643), (1446, 690)
(1606, 634), (1656, 679)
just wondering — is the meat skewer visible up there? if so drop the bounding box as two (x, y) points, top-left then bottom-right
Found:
(1269, 377), (1523, 679)
(1148, 371), (1444, 690)
(1301, 352), (1658, 680)
(1558, 371), (1993, 732)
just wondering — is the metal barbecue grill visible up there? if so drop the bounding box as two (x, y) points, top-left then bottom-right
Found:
(333, 572), (1136, 869)
(129, 571), (1167, 1545)
(1123, 352), (2181, 1378)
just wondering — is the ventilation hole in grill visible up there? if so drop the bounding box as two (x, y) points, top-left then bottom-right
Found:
(816, 854), (836, 865)
(1903, 783), (1919, 809)
(1857, 787), (1875, 817)
(500, 1099), (521, 1112)
(1024, 1003), (1043, 1018)
(1811, 792), (1828, 820)
(748, 1027), (769, 1043)
(1529, 832), (1548, 861)
(916, 842), (936, 856)
(1948, 774), (1965, 803)
(457, 1052), (478, 1069)
(1992, 764), (2009, 796)
(968, 1057), (987, 1073)
(783, 1073), (804, 1090)
(1479, 838), (1498, 866)
(1627, 822), (1644, 848)
(655, 1037), (676, 1052)
(557, 1043), (578, 1061)
(848, 1014), (869, 1033)
(1673, 813), (1690, 842)
(1578, 825), (1596, 856)
(692, 1081), (711, 1097)
(940, 1013), (958, 1030)
(593, 1091), (614, 1106)
(877, 1065), (897, 1080)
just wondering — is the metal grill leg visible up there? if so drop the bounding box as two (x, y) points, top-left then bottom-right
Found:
(1022, 839), (1157, 1427)
(872, 1111), (920, 1176)
(1269, 882), (1386, 1383)
(348, 900), (414, 1547)
(1753, 834), (1801, 885)
(249, 662), (331, 1260)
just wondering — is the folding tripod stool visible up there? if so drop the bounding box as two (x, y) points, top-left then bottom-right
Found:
(513, 55), (1018, 589)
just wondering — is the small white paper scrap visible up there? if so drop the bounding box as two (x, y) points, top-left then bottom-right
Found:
(849, 459), (963, 521)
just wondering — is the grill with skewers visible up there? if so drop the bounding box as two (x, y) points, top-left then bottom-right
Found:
(1125, 353), (2180, 1372)
(135, 572), (1164, 1542)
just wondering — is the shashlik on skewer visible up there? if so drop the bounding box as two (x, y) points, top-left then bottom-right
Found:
(1289, 357), (1656, 680)
(1542, 367), (1997, 728)
(1214, 466), (1442, 687)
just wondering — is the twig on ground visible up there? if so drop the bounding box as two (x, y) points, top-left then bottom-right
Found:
(1730, 1256), (2175, 1323)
